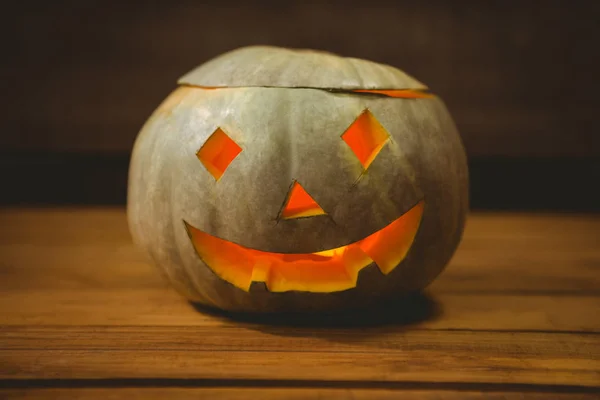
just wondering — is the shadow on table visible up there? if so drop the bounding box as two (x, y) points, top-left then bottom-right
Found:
(191, 291), (441, 339)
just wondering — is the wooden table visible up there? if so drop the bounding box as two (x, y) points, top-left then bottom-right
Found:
(0, 208), (598, 399)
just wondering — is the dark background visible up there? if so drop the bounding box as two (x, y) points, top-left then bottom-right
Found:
(2, 0), (599, 210)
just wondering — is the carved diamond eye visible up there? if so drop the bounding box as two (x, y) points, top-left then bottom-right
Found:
(341, 110), (390, 170)
(196, 127), (242, 180)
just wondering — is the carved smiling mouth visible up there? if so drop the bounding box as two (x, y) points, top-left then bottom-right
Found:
(184, 200), (424, 293)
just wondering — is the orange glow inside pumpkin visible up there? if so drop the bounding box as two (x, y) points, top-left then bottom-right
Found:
(352, 89), (433, 98)
(341, 109), (390, 170)
(185, 200), (424, 292)
(196, 128), (242, 180)
(280, 181), (326, 219)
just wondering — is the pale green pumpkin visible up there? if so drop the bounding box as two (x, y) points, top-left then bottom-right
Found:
(127, 46), (468, 312)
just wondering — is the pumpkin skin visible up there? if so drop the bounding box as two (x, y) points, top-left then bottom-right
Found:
(127, 46), (468, 312)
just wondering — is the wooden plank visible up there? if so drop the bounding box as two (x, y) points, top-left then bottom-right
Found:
(1, 388), (598, 400)
(0, 289), (598, 332)
(1, 330), (598, 386)
(0, 325), (596, 355)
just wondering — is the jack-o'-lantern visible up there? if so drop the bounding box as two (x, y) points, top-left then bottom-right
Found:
(127, 46), (468, 312)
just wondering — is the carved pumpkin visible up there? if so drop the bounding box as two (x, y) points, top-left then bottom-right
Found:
(127, 46), (468, 312)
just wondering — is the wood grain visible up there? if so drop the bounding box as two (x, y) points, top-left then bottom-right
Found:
(1, 349), (598, 387)
(0, 207), (599, 395)
(1, 327), (598, 386)
(1, 388), (598, 400)
(1, 289), (598, 331)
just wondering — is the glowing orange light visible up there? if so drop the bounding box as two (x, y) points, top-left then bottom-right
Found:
(341, 110), (390, 170)
(196, 128), (242, 180)
(280, 181), (326, 219)
(185, 200), (424, 292)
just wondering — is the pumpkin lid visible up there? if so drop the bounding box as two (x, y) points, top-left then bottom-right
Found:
(178, 46), (427, 90)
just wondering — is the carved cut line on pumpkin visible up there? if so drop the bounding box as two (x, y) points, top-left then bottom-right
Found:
(280, 181), (326, 220)
(352, 89), (434, 99)
(196, 127), (242, 180)
(184, 85), (432, 99)
(342, 109), (390, 170)
(184, 200), (424, 293)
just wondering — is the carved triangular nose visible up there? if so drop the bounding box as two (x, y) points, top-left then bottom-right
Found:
(280, 181), (326, 219)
